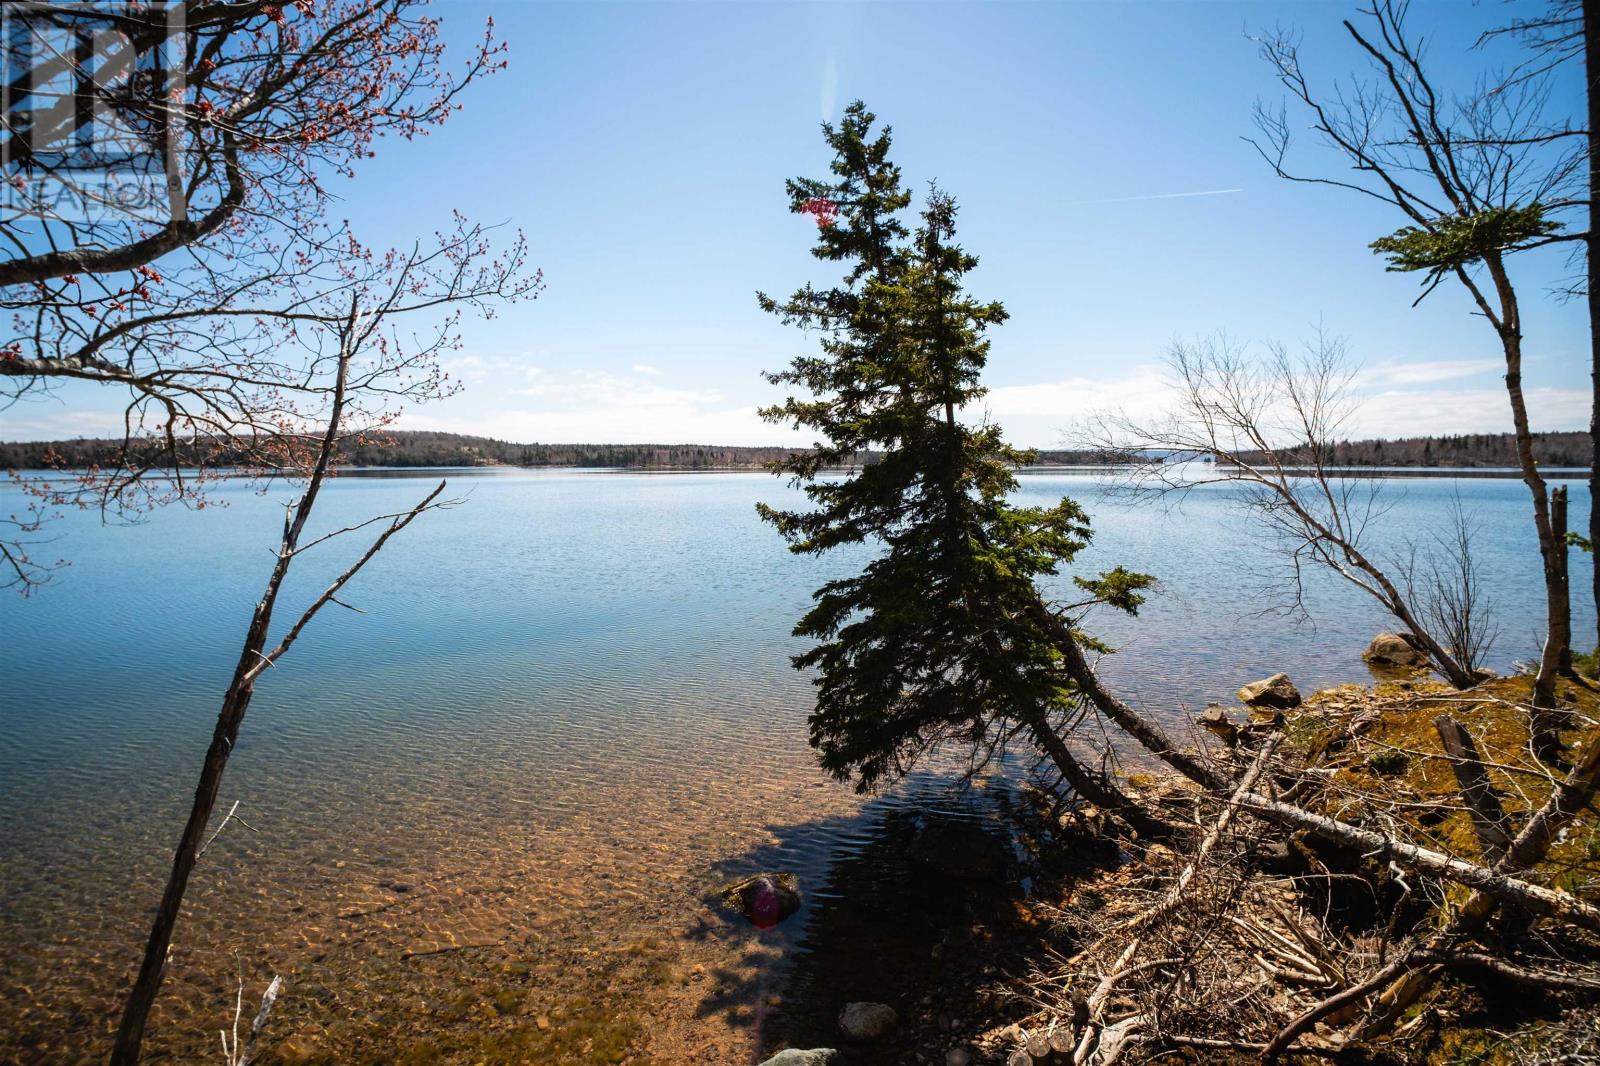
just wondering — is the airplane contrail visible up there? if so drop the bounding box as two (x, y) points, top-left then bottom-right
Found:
(1070, 187), (1243, 205)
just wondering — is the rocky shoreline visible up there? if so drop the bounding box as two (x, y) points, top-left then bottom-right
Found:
(746, 664), (1600, 1066)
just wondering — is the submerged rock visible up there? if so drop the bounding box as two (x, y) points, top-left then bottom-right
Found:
(839, 1001), (898, 1041)
(757, 1051), (837, 1066)
(1363, 632), (1428, 668)
(721, 872), (801, 929)
(906, 818), (1008, 881)
(1237, 672), (1302, 709)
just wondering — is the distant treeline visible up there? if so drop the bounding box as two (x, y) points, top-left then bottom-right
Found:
(0, 432), (797, 470)
(0, 431), (1136, 470)
(1234, 430), (1590, 469)
(0, 430), (1587, 470)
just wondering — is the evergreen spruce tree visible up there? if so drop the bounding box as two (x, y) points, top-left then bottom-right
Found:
(759, 103), (1163, 831)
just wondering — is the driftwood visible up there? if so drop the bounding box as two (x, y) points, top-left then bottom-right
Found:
(1230, 782), (1600, 932)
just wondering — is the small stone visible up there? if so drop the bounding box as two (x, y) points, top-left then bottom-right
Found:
(839, 1001), (897, 1041)
(1237, 672), (1302, 709)
(757, 1051), (837, 1066)
(536, 1015), (550, 1032)
(946, 1050), (972, 1066)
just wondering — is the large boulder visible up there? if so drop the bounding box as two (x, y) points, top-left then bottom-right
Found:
(1363, 632), (1428, 669)
(906, 818), (1009, 881)
(839, 1001), (898, 1041)
(1237, 673), (1302, 709)
(722, 872), (801, 929)
(758, 1051), (837, 1066)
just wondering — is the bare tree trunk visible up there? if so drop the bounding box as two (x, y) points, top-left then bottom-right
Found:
(1553, 486), (1573, 677)
(1587, 0), (1600, 656)
(1482, 256), (1568, 731)
(1433, 716), (1512, 862)
(109, 327), (448, 1064)
(109, 370), (350, 1066)
(111, 670), (265, 1065)
(1027, 717), (1179, 841)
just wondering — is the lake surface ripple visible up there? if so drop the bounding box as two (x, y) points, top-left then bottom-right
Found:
(1, 470), (1592, 1062)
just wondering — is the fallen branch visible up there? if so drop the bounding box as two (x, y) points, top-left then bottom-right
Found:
(1262, 952), (1424, 1061)
(1126, 735), (1281, 935)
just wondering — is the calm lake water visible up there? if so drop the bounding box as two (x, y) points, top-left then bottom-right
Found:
(0, 468), (1593, 1063)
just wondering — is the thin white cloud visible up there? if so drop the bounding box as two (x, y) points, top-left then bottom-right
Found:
(441, 354), (490, 383)
(516, 370), (724, 409)
(1359, 358), (1502, 387)
(980, 366), (1171, 420)
(972, 365), (1586, 447)
(631, 363), (663, 376)
(1350, 386), (1588, 438)
(402, 367), (803, 445)
(1, 408), (132, 441)
(820, 56), (838, 121)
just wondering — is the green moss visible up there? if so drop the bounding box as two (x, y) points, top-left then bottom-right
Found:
(1367, 749), (1409, 776)
(1291, 675), (1600, 885)
(1283, 713), (1339, 758)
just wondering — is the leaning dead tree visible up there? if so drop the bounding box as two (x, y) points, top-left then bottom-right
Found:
(1252, 0), (1584, 713)
(109, 227), (534, 1065)
(1084, 331), (1487, 690)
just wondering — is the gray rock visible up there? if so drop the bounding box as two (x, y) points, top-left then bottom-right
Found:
(1363, 632), (1428, 668)
(946, 1049), (972, 1066)
(1237, 672), (1302, 709)
(721, 872), (801, 929)
(839, 1001), (898, 1041)
(757, 1051), (837, 1066)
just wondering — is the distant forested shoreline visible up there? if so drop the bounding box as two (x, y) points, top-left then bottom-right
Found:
(1235, 429), (1590, 469)
(0, 428), (1589, 471)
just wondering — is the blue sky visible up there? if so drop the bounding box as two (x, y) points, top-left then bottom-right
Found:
(8, 0), (1590, 446)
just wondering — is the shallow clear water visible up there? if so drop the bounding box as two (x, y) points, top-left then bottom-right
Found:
(0, 468), (1591, 1062)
